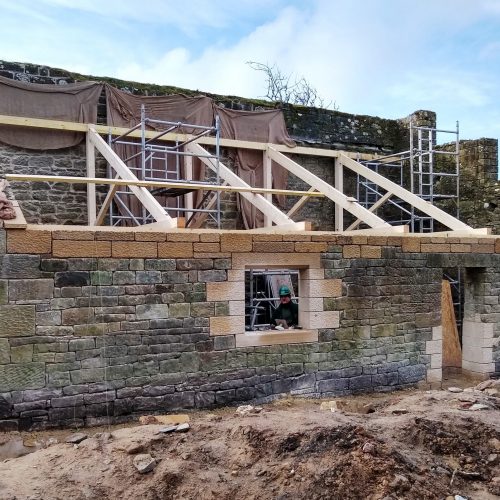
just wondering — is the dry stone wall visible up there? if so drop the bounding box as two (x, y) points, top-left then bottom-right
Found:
(0, 226), (499, 430)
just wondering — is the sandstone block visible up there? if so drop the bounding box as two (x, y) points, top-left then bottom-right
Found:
(1, 254), (41, 279)
(0, 339), (10, 363)
(401, 238), (421, 253)
(112, 241), (157, 258)
(53, 240), (111, 258)
(305, 279), (342, 298)
(7, 229), (52, 254)
(194, 243), (220, 253)
(10, 344), (33, 363)
(295, 242), (327, 253)
(421, 243), (450, 253)
(343, 245), (361, 258)
(200, 233), (220, 242)
(157, 242), (193, 258)
(229, 301), (245, 316)
(0, 363), (45, 391)
(301, 311), (339, 329)
(136, 304), (169, 320)
(168, 303), (190, 317)
(74, 323), (109, 336)
(9, 279), (54, 301)
(0, 305), (35, 337)
(134, 232), (166, 242)
(62, 308), (94, 325)
(167, 233), (200, 242)
(253, 242), (295, 253)
(0, 280), (7, 305)
(220, 233), (252, 253)
(360, 246), (382, 259)
(232, 252), (321, 269)
(210, 316), (244, 335)
(207, 281), (244, 302)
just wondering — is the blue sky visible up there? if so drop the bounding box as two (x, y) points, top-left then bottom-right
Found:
(1, 0), (500, 146)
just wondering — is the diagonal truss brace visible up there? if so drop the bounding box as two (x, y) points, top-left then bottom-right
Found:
(186, 142), (298, 227)
(267, 146), (394, 230)
(338, 153), (472, 231)
(88, 128), (176, 228)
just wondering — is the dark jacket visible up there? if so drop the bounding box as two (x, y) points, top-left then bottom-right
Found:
(271, 301), (299, 327)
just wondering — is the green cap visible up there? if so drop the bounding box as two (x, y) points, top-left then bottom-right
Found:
(279, 285), (291, 296)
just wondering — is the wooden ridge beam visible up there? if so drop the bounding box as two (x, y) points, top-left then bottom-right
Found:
(0, 114), (386, 161)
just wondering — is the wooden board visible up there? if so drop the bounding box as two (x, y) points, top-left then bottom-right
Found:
(442, 279), (462, 368)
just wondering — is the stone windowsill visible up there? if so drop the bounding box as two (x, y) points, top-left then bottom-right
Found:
(235, 329), (318, 347)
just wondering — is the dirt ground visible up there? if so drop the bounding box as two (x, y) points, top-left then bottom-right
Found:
(1, 381), (499, 500)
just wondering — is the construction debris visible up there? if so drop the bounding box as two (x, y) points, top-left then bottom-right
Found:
(133, 453), (156, 474)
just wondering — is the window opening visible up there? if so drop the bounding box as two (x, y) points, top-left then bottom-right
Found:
(245, 269), (299, 331)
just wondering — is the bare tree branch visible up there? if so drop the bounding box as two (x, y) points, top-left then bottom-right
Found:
(247, 61), (338, 110)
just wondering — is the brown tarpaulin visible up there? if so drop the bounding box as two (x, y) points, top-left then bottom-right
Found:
(216, 107), (296, 229)
(0, 76), (102, 150)
(105, 85), (214, 223)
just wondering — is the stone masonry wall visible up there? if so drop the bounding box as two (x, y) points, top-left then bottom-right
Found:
(0, 226), (499, 430)
(0, 59), (498, 231)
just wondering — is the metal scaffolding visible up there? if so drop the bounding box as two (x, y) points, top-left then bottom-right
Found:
(409, 120), (460, 233)
(355, 121), (460, 232)
(107, 105), (222, 228)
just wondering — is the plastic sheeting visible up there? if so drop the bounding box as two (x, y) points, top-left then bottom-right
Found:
(105, 85), (214, 224)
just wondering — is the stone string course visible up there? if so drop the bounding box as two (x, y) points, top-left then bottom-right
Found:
(0, 226), (499, 430)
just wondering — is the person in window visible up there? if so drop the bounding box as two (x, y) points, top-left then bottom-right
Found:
(271, 285), (299, 328)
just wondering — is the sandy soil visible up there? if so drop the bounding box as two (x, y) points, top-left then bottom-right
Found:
(0, 384), (499, 500)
